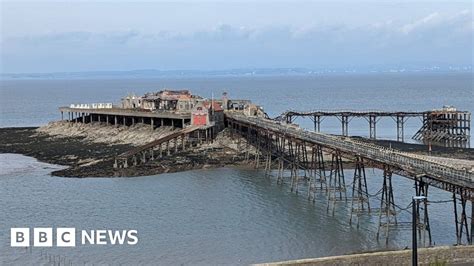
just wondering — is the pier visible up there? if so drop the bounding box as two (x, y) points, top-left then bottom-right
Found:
(279, 108), (471, 145)
(56, 89), (473, 247)
(227, 112), (474, 246)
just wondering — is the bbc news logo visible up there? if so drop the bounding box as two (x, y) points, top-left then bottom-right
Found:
(11, 228), (138, 247)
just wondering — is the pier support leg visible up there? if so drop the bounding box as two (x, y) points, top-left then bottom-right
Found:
(471, 201), (474, 244)
(453, 191), (471, 245)
(338, 116), (349, 136)
(369, 115), (377, 139)
(349, 157), (370, 228)
(377, 167), (397, 245)
(414, 178), (432, 246)
(326, 151), (346, 215)
(311, 115), (322, 132)
(151, 118), (154, 131)
(396, 116), (406, 142)
(115, 116), (118, 127)
(341, 116), (345, 136)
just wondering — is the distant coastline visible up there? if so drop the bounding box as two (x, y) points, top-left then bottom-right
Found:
(1, 67), (472, 80)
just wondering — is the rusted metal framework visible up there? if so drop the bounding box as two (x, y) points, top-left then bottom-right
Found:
(376, 167), (398, 245)
(279, 109), (471, 146)
(349, 157), (370, 228)
(227, 113), (473, 246)
(413, 111), (471, 145)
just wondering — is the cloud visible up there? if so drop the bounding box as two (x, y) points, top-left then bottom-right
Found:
(401, 12), (440, 34)
(1, 10), (472, 72)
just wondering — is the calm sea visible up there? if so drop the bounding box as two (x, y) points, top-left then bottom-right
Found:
(0, 74), (472, 265)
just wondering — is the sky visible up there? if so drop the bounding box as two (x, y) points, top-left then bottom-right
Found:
(0, 0), (473, 73)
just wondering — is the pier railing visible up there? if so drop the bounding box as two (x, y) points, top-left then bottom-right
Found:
(282, 109), (428, 116)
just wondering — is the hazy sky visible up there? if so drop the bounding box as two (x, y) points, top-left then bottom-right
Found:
(1, 1), (472, 73)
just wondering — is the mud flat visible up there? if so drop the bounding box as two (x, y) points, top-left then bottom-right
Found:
(0, 122), (252, 177)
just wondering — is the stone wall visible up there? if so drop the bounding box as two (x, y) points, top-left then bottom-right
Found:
(260, 245), (474, 266)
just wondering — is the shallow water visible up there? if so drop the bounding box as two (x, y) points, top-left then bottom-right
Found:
(0, 74), (472, 264)
(0, 154), (463, 265)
